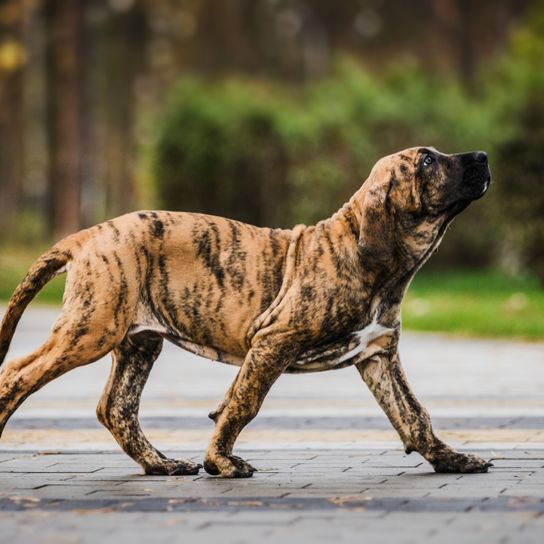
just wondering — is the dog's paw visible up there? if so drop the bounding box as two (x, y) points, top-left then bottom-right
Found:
(432, 451), (493, 474)
(144, 458), (202, 476)
(203, 452), (257, 478)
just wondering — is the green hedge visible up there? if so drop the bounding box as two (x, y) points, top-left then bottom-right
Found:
(152, 16), (544, 278)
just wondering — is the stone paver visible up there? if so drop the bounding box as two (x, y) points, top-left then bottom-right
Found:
(0, 449), (543, 543)
(0, 307), (543, 543)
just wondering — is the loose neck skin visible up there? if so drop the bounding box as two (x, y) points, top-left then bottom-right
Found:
(319, 185), (403, 280)
(309, 181), (444, 322)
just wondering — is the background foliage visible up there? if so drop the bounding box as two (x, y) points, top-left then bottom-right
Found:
(153, 36), (543, 275)
(1, 0), (543, 337)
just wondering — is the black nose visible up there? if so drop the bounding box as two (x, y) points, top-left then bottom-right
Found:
(474, 151), (488, 164)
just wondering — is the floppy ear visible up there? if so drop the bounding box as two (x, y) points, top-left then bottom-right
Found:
(357, 181), (397, 265)
(400, 169), (421, 213)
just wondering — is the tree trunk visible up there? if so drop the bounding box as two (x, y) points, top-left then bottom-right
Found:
(101, 2), (147, 218)
(0, 0), (24, 236)
(45, 0), (84, 239)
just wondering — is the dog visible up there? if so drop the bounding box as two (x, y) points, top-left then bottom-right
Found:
(0, 147), (492, 477)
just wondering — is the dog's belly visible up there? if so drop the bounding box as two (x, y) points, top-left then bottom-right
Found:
(127, 313), (246, 366)
(128, 315), (395, 373)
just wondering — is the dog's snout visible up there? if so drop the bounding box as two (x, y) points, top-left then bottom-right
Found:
(473, 151), (488, 164)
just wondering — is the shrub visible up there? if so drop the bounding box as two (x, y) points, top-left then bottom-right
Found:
(484, 3), (544, 283)
(151, 53), (541, 274)
(494, 100), (544, 283)
(152, 79), (291, 227)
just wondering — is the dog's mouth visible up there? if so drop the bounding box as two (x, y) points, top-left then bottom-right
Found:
(478, 175), (491, 198)
(462, 164), (491, 201)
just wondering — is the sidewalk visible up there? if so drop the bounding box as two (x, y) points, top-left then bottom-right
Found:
(0, 307), (543, 543)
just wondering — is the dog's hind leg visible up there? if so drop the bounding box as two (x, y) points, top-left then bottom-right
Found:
(0, 245), (142, 444)
(356, 351), (492, 473)
(97, 333), (201, 476)
(0, 319), (117, 437)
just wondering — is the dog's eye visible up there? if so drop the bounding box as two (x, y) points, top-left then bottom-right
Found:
(423, 154), (435, 166)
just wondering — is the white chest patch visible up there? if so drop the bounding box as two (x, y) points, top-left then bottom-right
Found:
(337, 313), (394, 364)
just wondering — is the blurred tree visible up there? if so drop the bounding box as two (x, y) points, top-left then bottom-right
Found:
(0, 0), (540, 274)
(98, 0), (148, 218)
(423, 0), (527, 86)
(45, 0), (85, 238)
(0, 0), (25, 233)
(491, 0), (544, 283)
(153, 80), (290, 227)
(495, 101), (544, 284)
(162, 0), (529, 83)
(152, 62), (497, 247)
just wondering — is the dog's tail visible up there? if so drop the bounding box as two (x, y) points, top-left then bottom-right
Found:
(0, 238), (77, 366)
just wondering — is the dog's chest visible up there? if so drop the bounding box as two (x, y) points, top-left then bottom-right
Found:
(337, 316), (394, 363)
(287, 313), (396, 373)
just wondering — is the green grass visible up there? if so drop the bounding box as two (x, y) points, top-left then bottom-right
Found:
(1, 247), (543, 340)
(404, 270), (544, 340)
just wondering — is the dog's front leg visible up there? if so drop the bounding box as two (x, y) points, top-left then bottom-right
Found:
(204, 335), (297, 478)
(356, 351), (492, 473)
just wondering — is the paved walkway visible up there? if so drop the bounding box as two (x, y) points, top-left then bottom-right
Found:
(0, 307), (543, 543)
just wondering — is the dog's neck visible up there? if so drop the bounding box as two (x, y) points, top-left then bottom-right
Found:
(321, 184), (444, 298)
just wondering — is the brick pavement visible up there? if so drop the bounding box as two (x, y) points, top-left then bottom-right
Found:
(0, 449), (543, 543)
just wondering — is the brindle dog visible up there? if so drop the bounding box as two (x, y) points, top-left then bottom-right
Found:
(0, 147), (492, 477)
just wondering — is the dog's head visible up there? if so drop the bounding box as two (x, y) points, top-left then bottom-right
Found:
(356, 147), (491, 269)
